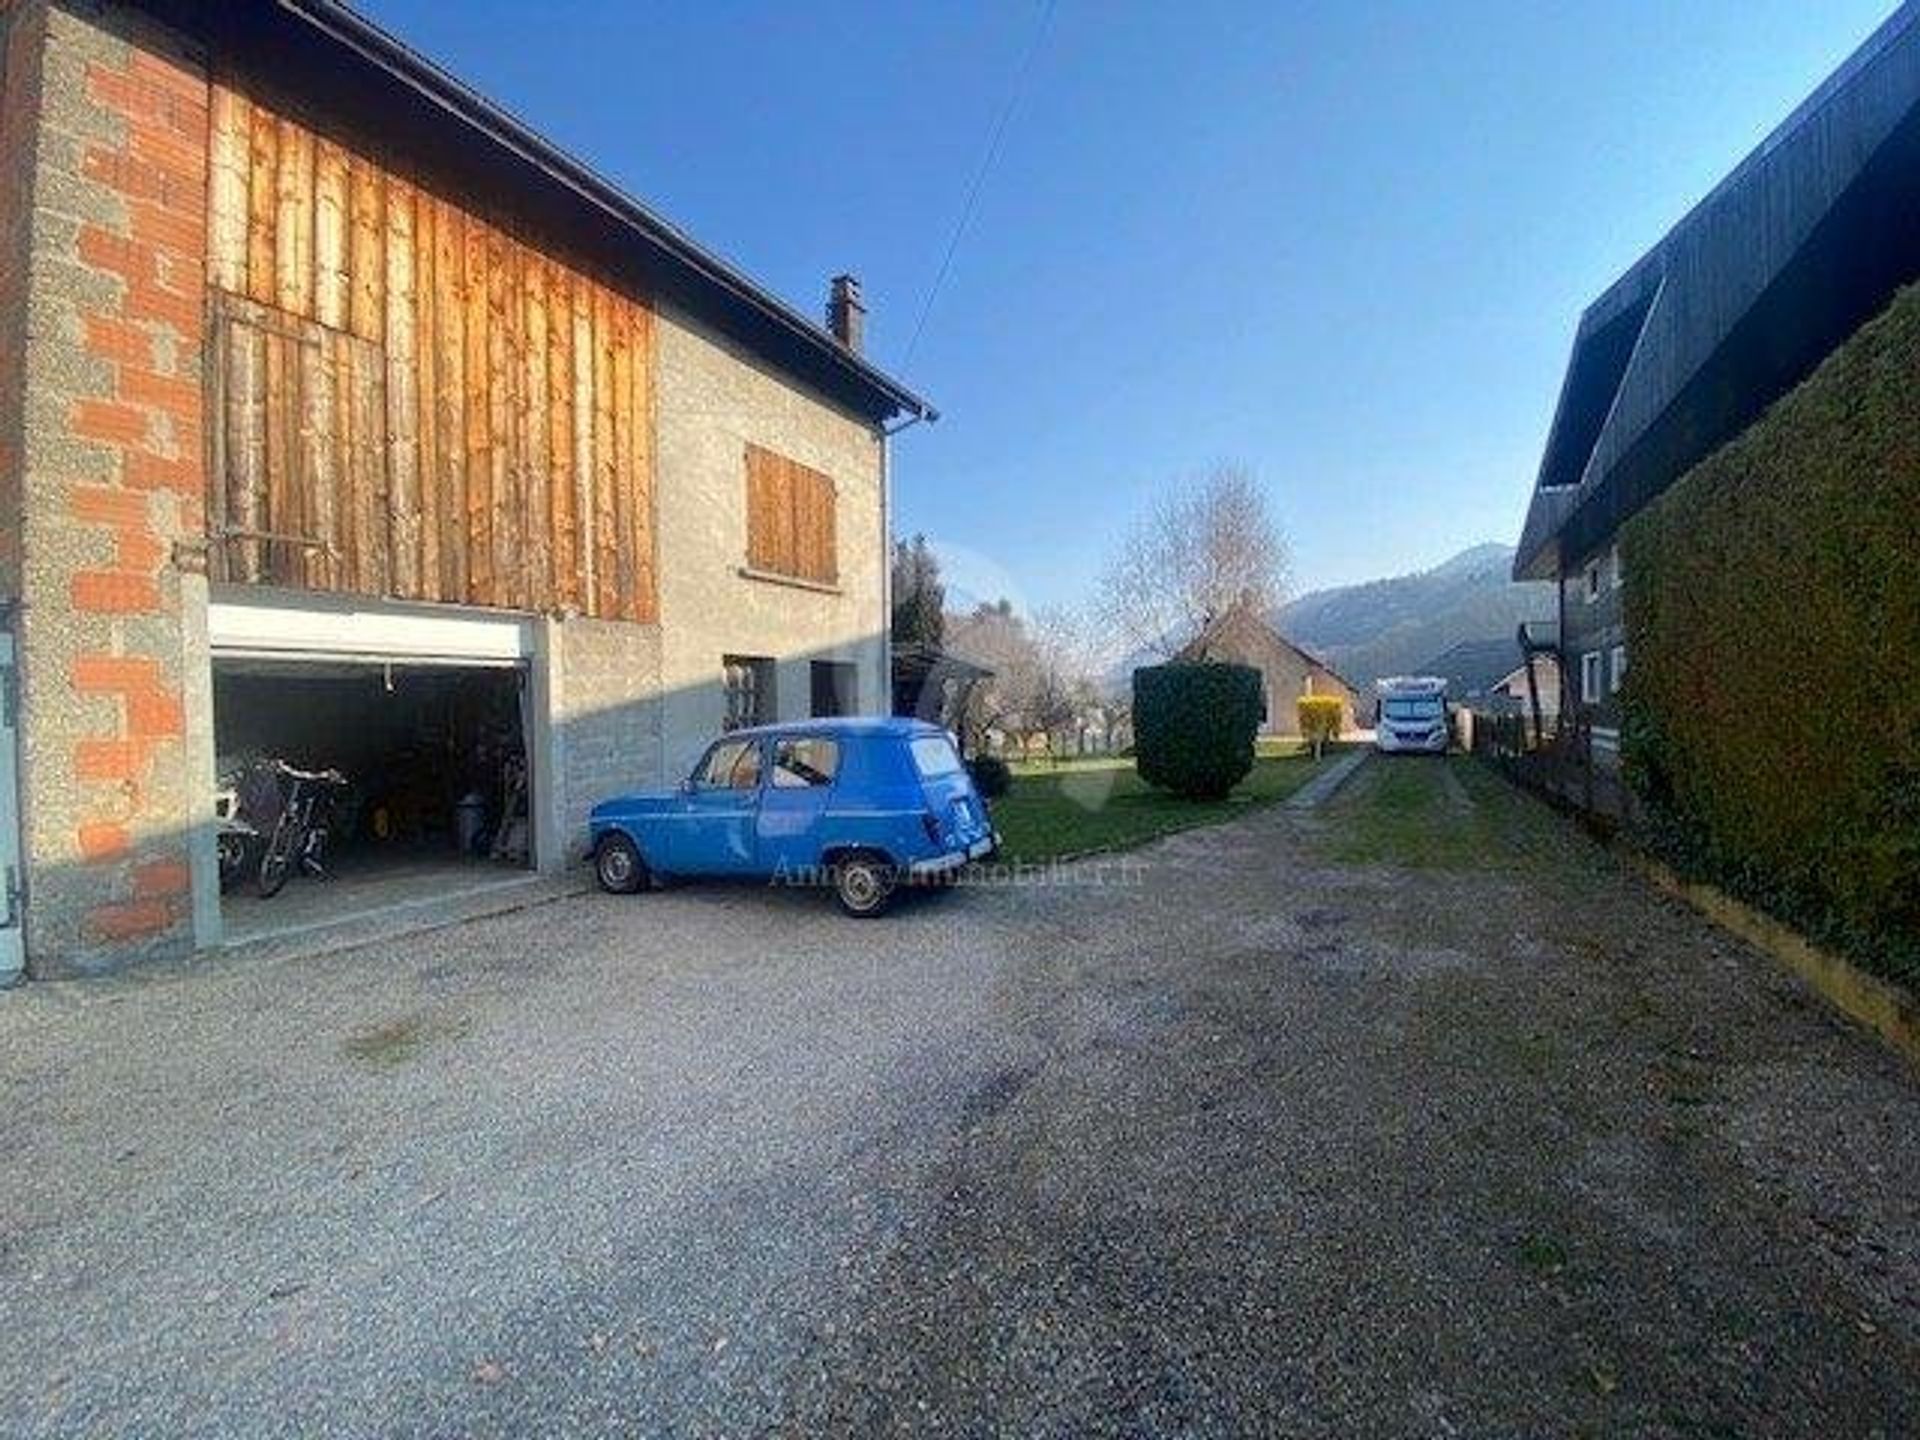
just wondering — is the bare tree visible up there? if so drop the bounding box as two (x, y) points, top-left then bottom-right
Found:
(1094, 463), (1291, 661)
(948, 602), (1101, 758)
(947, 600), (1031, 755)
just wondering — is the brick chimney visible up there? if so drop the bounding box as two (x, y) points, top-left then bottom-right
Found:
(827, 274), (865, 353)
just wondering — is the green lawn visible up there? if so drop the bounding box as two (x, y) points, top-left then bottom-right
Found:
(1316, 755), (1564, 870)
(989, 750), (1332, 863)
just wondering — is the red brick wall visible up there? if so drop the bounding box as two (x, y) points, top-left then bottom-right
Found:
(14, 4), (210, 970)
(64, 30), (206, 948)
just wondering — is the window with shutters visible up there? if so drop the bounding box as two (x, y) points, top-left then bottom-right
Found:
(744, 444), (837, 585)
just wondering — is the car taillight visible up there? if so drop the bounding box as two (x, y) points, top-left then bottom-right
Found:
(921, 812), (942, 844)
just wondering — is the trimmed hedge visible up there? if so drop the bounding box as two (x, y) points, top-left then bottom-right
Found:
(1622, 281), (1920, 986)
(1133, 662), (1263, 799)
(966, 755), (1012, 799)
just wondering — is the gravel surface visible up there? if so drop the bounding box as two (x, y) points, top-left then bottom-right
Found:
(1, 757), (1914, 1437)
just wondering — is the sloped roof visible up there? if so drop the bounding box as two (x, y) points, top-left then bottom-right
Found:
(1515, 2), (1920, 578)
(1174, 604), (1360, 695)
(128, 0), (934, 426)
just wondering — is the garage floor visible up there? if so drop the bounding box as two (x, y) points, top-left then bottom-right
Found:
(220, 850), (537, 945)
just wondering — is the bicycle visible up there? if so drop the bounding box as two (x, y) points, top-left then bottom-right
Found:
(254, 761), (348, 898)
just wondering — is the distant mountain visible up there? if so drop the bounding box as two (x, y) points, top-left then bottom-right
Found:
(1279, 543), (1553, 689)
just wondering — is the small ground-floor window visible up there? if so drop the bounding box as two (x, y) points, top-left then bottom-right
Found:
(810, 659), (858, 717)
(1609, 644), (1628, 694)
(724, 655), (776, 730)
(1581, 650), (1604, 704)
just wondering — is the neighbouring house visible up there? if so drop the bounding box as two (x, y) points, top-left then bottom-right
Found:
(0, 0), (933, 979)
(1177, 601), (1360, 738)
(1488, 653), (1561, 724)
(1510, 4), (1920, 976)
(1421, 636), (1561, 724)
(1513, 2), (1920, 762)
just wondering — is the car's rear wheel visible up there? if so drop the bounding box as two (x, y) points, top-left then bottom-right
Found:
(833, 853), (896, 918)
(595, 833), (648, 894)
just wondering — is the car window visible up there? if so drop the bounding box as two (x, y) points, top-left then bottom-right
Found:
(909, 734), (962, 778)
(696, 738), (762, 789)
(771, 736), (839, 789)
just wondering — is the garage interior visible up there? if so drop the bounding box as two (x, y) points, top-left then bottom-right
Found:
(213, 656), (535, 942)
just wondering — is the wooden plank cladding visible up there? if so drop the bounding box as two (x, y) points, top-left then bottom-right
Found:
(744, 444), (838, 586)
(206, 83), (657, 621)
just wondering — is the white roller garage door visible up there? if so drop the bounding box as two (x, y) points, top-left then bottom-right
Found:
(208, 590), (532, 667)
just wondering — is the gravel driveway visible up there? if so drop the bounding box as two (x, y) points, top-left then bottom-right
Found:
(2, 757), (1914, 1437)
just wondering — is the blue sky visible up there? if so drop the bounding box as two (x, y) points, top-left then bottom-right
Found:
(363, 0), (1895, 609)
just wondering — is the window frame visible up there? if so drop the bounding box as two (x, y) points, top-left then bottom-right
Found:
(1608, 644), (1628, 695)
(722, 654), (776, 731)
(1580, 650), (1604, 704)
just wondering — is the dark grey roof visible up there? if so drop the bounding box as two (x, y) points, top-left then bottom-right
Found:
(1515, 2), (1920, 578)
(890, 642), (993, 683)
(128, 0), (935, 427)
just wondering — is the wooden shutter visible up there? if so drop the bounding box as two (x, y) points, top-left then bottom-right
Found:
(745, 445), (837, 584)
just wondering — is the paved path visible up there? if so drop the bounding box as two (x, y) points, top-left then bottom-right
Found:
(1283, 745), (1369, 809)
(2, 758), (1914, 1437)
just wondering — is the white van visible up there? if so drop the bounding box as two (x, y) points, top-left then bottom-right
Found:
(1374, 676), (1450, 755)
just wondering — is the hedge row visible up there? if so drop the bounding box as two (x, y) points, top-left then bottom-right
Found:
(1621, 281), (1920, 984)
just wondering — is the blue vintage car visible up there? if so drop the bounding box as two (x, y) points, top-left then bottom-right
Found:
(587, 717), (999, 916)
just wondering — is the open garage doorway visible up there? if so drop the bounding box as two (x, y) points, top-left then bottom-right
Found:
(211, 650), (537, 946)
(204, 590), (553, 948)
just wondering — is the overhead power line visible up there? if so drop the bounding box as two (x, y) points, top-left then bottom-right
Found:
(901, 0), (1059, 371)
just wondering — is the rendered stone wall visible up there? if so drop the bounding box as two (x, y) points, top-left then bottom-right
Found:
(0, 1), (49, 603)
(547, 615), (664, 861)
(651, 303), (887, 781)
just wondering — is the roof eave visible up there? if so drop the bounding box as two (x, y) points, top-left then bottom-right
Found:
(274, 0), (937, 423)
(128, 0), (937, 425)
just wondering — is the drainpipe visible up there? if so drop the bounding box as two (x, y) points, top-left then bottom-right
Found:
(879, 411), (927, 716)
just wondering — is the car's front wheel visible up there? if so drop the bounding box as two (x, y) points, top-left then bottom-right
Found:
(832, 853), (896, 918)
(595, 833), (649, 894)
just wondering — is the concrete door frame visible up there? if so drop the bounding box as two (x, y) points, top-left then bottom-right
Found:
(201, 590), (562, 951)
(0, 629), (23, 985)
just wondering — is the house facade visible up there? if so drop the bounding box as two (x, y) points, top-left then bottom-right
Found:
(1180, 603), (1359, 738)
(1488, 654), (1561, 723)
(1513, 2), (1920, 754)
(0, 0), (931, 980)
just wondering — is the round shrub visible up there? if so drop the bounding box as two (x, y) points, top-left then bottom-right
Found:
(1132, 662), (1262, 799)
(966, 755), (1012, 799)
(1296, 694), (1344, 755)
